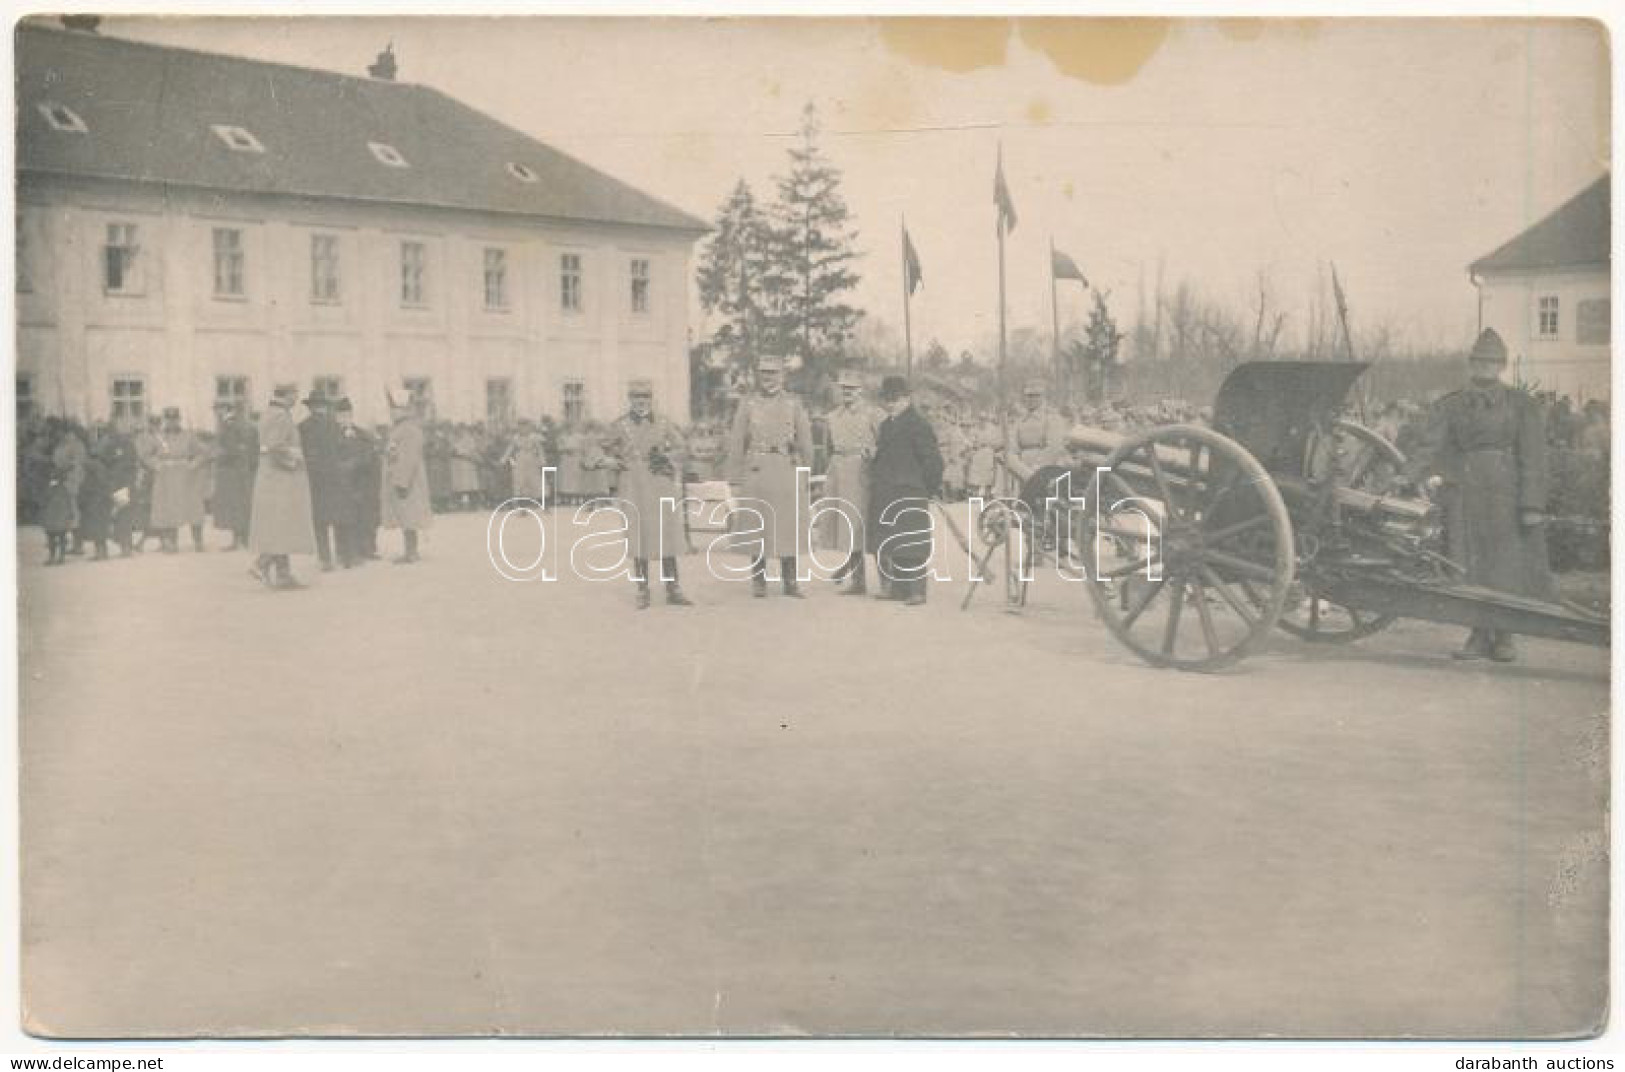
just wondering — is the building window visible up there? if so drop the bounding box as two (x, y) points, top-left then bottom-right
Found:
(629, 257), (651, 315)
(215, 375), (251, 409)
(103, 222), (142, 295)
(110, 377), (146, 421)
(1537, 296), (1560, 339)
(16, 214), (32, 294)
(506, 161), (538, 183)
(486, 378), (513, 423)
(400, 241), (427, 307)
(38, 102), (87, 134)
(483, 248), (509, 311)
(17, 375), (34, 424)
(310, 234), (341, 304)
(562, 379), (586, 424)
(560, 253), (582, 313)
(369, 141), (409, 168)
(1577, 298), (1610, 346)
(212, 227), (245, 298)
(312, 376), (344, 402)
(211, 124), (264, 153)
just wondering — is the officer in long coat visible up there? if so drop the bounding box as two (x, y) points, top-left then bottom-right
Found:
(728, 355), (814, 597)
(148, 407), (208, 552)
(1005, 379), (1070, 483)
(1406, 328), (1554, 662)
(210, 400), (258, 550)
(592, 382), (693, 609)
(248, 384), (316, 589)
(381, 397), (432, 563)
(867, 376), (945, 606)
(820, 370), (882, 594)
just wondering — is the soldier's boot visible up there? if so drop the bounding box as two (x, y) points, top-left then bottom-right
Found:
(394, 530), (421, 565)
(781, 557), (805, 598)
(840, 554), (868, 596)
(661, 559), (692, 606)
(1453, 628), (1492, 661)
(751, 557), (768, 598)
(1489, 630), (1518, 663)
(274, 556), (306, 590)
(633, 559), (652, 610)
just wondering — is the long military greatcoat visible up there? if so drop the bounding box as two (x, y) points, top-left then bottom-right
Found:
(148, 428), (207, 529)
(1412, 382), (1554, 600)
(595, 412), (688, 561)
(248, 403), (317, 556)
(381, 415), (433, 531)
(820, 401), (882, 556)
(728, 390), (814, 559)
(867, 402), (945, 570)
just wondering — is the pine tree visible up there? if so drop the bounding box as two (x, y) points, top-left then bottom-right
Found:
(1080, 290), (1125, 402)
(696, 179), (771, 373)
(764, 103), (863, 386)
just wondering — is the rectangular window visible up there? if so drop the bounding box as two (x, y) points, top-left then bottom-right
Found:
(400, 240), (427, 307)
(562, 379), (586, 424)
(103, 222), (142, 294)
(311, 376), (344, 402)
(560, 253), (582, 313)
(310, 234), (341, 304)
(110, 376), (146, 421)
(215, 375), (251, 409)
(486, 378), (513, 423)
(1537, 295), (1560, 339)
(1577, 298), (1610, 346)
(483, 248), (509, 311)
(212, 227), (245, 298)
(16, 374), (33, 424)
(17, 214), (32, 294)
(630, 257), (651, 315)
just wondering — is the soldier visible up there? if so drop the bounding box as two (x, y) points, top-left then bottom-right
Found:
(1006, 378), (1070, 478)
(592, 382), (693, 609)
(1404, 328), (1554, 663)
(867, 376), (944, 606)
(381, 395), (432, 564)
(248, 384), (316, 589)
(131, 414), (162, 551)
(330, 398), (374, 569)
(821, 370), (881, 595)
(728, 354), (814, 598)
(299, 393), (343, 571)
(210, 399), (257, 551)
(148, 407), (208, 553)
(501, 417), (549, 506)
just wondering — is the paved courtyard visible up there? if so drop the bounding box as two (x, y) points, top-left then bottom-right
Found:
(17, 509), (1610, 1038)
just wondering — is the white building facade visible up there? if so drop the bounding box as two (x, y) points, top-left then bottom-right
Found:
(16, 23), (706, 428)
(1471, 176), (1610, 401)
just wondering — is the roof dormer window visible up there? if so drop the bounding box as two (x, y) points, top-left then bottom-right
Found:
(38, 102), (87, 134)
(211, 124), (264, 153)
(368, 141), (408, 168)
(506, 161), (538, 184)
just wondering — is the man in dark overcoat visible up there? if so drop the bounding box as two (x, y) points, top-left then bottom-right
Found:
(211, 400), (258, 550)
(330, 398), (374, 569)
(867, 375), (944, 606)
(1406, 328), (1554, 662)
(299, 392), (343, 571)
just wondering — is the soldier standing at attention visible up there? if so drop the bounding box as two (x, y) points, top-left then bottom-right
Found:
(728, 354), (815, 598)
(1405, 328), (1553, 663)
(148, 406), (208, 553)
(821, 370), (881, 595)
(247, 384), (316, 589)
(1005, 378), (1070, 481)
(381, 395), (432, 564)
(593, 382), (693, 609)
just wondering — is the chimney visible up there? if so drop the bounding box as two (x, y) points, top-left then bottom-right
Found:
(367, 43), (397, 82)
(60, 15), (101, 33)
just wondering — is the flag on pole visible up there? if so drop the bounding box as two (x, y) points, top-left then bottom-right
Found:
(1051, 247), (1088, 286)
(994, 145), (1018, 234)
(902, 226), (924, 295)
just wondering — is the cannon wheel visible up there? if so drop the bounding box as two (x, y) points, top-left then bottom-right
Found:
(1277, 420), (1405, 644)
(1083, 425), (1294, 672)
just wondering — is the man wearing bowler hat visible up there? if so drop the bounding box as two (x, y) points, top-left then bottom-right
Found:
(299, 390), (343, 571)
(728, 354), (814, 598)
(867, 375), (943, 606)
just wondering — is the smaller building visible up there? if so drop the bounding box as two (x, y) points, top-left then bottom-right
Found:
(1470, 175), (1611, 400)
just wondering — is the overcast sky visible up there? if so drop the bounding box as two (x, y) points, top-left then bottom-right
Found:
(107, 15), (1610, 358)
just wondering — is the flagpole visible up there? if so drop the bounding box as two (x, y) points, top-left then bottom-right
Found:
(1049, 236), (1061, 403)
(997, 204), (1008, 447)
(901, 215), (914, 376)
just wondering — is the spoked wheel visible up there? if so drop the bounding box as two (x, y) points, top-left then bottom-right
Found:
(1278, 420), (1405, 644)
(1084, 425), (1294, 671)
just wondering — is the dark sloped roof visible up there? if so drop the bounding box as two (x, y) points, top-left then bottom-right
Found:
(15, 23), (708, 233)
(1470, 175), (1610, 275)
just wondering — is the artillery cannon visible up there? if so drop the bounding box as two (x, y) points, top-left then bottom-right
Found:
(975, 361), (1608, 672)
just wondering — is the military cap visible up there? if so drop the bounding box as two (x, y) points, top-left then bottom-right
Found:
(1469, 328), (1509, 367)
